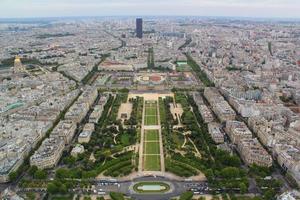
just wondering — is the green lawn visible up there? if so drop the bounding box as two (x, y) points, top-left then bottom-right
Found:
(145, 115), (158, 125)
(144, 155), (161, 171)
(144, 141), (160, 154)
(172, 131), (185, 149)
(120, 134), (130, 146)
(143, 101), (161, 171)
(176, 64), (191, 72)
(144, 101), (158, 125)
(145, 130), (159, 141)
(145, 106), (157, 116)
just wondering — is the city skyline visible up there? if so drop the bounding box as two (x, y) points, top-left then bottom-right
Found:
(0, 0), (300, 19)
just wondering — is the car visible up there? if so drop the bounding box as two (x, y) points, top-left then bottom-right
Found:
(98, 192), (105, 195)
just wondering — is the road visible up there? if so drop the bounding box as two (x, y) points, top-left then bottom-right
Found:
(156, 98), (165, 172)
(138, 100), (145, 172)
(17, 176), (209, 200)
(93, 176), (209, 200)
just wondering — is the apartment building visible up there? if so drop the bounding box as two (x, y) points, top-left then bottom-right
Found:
(212, 102), (236, 123)
(198, 105), (214, 123)
(274, 144), (300, 186)
(238, 138), (272, 167)
(89, 105), (104, 123)
(64, 102), (89, 123)
(204, 87), (236, 123)
(50, 120), (76, 145)
(30, 137), (64, 169)
(225, 120), (253, 144)
(248, 116), (274, 147)
(208, 122), (224, 144)
(204, 87), (225, 104)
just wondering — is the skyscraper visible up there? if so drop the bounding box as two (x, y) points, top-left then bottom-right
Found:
(136, 18), (143, 39)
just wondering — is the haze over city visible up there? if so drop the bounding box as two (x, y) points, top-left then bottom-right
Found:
(0, 0), (300, 18)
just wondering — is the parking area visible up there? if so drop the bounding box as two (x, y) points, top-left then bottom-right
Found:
(184, 182), (210, 195)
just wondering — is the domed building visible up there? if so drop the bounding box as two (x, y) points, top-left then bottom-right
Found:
(13, 55), (25, 74)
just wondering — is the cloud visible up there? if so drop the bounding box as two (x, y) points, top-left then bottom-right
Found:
(0, 0), (299, 18)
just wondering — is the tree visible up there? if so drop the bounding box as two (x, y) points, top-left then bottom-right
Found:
(69, 168), (83, 179)
(182, 111), (195, 125)
(47, 183), (58, 194)
(220, 167), (240, 179)
(205, 169), (215, 182)
(34, 169), (47, 179)
(268, 42), (273, 56)
(119, 88), (129, 93)
(63, 156), (76, 166)
(28, 166), (38, 177)
(26, 192), (36, 200)
(110, 192), (125, 200)
(60, 183), (68, 194)
(56, 168), (70, 179)
(239, 182), (247, 194)
(103, 150), (112, 159)
(264, 188), (276, 200)
(179, 191), (193, 200)
(249, 164), (271, 178)
(9, 171), (18, 182)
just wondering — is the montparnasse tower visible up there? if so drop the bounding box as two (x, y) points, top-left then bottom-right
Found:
(13, 55), (25, 74)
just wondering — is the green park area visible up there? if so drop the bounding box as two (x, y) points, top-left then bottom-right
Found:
(144, 101), (158, 125)
(144, 141), (160, 154)
(144, 129), (159, 141)
(144, 155), (161, 171)
(176, 61), (191, 72)
(143, 130), (161, 171)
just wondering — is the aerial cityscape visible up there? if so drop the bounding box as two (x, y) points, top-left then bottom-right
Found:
(0, 1), (300, 200)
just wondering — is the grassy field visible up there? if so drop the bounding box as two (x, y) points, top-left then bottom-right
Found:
(145, 105), (157, 115)
(176, 64), (191, 72)
(144, 155), (161, 171)
(143, 129), (160, 171)
(172, 131), (185, 149)
(144, 101), (158, 125)
(145, 130), (159, 141)
(144, 142), (160, 154)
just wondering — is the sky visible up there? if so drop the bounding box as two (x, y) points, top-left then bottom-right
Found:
(0, 0), (299, 19)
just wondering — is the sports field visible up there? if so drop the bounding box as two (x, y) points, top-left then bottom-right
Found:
(144, 101), (158, 125)
(143, 130), (161, 171)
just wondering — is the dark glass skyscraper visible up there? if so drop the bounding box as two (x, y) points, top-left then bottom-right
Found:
(136, 18), (143, 39)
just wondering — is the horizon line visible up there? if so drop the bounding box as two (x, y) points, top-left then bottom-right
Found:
(0, 15), (300, 21)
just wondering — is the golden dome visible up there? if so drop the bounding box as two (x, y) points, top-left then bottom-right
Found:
(14, 55), (21, 63)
